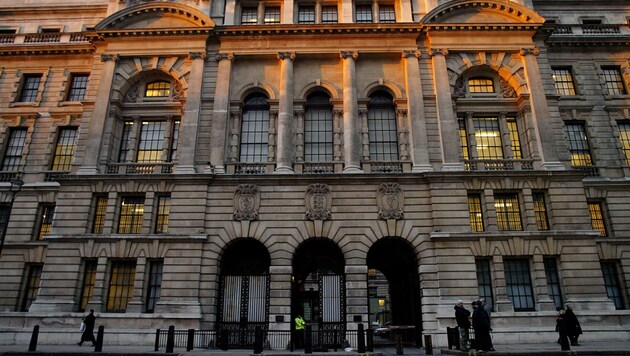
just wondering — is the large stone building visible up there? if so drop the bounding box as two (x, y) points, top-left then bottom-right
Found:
(0, 0), (628, 348)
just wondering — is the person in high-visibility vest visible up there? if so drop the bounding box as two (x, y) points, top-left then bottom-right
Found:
(294, 315), (305, 348)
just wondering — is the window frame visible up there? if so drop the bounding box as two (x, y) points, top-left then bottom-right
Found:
(367, 91), (399, 162)
(117, 195), (145, 234)
(145, 259), (164, 313)
(618, 121), (630, 164)
(79, 259), (98, 312)
(467, 77), (496, 94)
(91, 194), (108, 234)
(378, 4), (396, 23)
(551, 67), (577, 96)
(304, 92), (334, 163)
(600, 260), (627, 310)
(298, 5), (315, 24)
(504, 258), (535, 311)
(144, 81), (171, 99)
(321, 5), (338, 23)
(467, 192), (485, 232)
(601, 66), (628, 96)
(588, 200), (608, 237)
(355, 4), (373, 23)
(564, 121), (593, 167)
(1, 127), (27, 172)
(239, 93), (271, 163)
(117, 117), (181, 165)
(51, 127), (78, 172)
(154, 194), (171, 234)
(35, 204), (55, 241)
(66, 73), (89, 102)
(240, 6), (258, 25)
(106, 260), (137, 313)
(543, 257), (563, 310)
(475, 259), (494, 312)
(19, 264), (43, 312)
(17, 74), (43, 103)
(494, 192), (523, 231)
(263, 6), (281, 24)
(532, 191), (550, 231)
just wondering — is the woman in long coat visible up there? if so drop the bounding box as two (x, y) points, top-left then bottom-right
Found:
(564, 304), (582, 346)
(472, 301), (492, 351)
(77, 309), (96, 347)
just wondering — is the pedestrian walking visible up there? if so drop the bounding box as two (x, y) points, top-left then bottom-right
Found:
(77, 309), (96, 347)
(472, 300), (492, 352)
(479, 298), (495, 351)
(454, 300), (471, 351)
(564, 304), (582, 346)
(555, 308), (570, 351)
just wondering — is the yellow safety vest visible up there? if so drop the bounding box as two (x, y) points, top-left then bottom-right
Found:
(295, 317), (305, 330)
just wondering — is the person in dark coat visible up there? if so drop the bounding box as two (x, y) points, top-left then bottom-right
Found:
(471, 300), (492, 352)
(555, 308), (571, 350)
(454, 300), (471, 351)
(564, 304), (582, 346)
(77, 309), (96, 347)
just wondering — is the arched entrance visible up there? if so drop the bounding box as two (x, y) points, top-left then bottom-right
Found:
(217, 238), (270, 348)
(367, 237), (422, 346)
(292, 238), (345, 350)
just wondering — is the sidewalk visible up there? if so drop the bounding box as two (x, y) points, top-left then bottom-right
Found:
(0, 341), (629, 355)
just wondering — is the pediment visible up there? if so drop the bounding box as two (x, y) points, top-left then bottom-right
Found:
(422, 0), (545, 24)
(95, 2), (214, 31)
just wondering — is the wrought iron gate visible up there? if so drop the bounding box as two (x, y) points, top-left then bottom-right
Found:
(315, 274), (345, 349)
(217, 275), (270, 348)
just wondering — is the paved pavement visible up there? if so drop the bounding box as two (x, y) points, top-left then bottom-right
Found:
(0, 341), (629, 355)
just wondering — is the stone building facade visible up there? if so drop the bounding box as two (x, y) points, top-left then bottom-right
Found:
(0, 0), (628, 348)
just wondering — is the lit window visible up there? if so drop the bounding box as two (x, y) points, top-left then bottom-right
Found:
(241, 7), (258, 25)
(1, 128), (27, 172)
(506, 117), (522, 159)
(379, 5), (395, 23)
(543, 257), (563, 309)
(18, 74), (42, 102)
(467, 193), (484, 232)
(146, 260), (163, 313)
(468, 77), (494, 93)
(20, 264), (42, 311)
(51, 128), (77, 171)
(588, 201), (607, 237)
(532, 191), (549, 231)
(91, 195), (108, 234)
(475, 259), (494, 311)
(154, 194), (171, 234)
(117, 119), (180, 167)
(602, 66), (627, 95)
(565, 123), (592, 167)
(107, 261), (136, 312)
(118, 196), (145, 234)
(298, 6), (315, 24)
(67, 74), (89, 101)
(494, 193), (522, 231)
(368, 91), (398, 161)
(145, 81), (170, 97)
(321, 6), (338, 23)
(37, 204), (55, 240)
(137, 121), (166, 163)
(474, 118), (503, 160)
(305, 92), (333, 162)
(504, 258), (534, 311)
(552, 67), (576, 96)
(264, 7), (280, 24)
(601, 261), (626, 310)
(356, 5), (372, 23)
(240, 93), (270, 163)
(79, 260), (97, 312)
(618, 122), (630, 163)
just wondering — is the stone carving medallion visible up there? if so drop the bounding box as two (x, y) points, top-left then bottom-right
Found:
(233, 184), (260, 221)
(376, 183), (404, 220)
(305, 184), (332, 221)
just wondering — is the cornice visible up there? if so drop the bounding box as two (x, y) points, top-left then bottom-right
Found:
(216, 23), (423, 36)
(546, 36), (630, 47)
(87, 27), (213, 40)
(0, 44), (94, 56)
(423, 23), (541, 32)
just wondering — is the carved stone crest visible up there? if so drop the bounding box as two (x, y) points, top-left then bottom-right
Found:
(305, 184), (332, 221)
(233, 184), (260, 221)
(376, 183), (404, 220)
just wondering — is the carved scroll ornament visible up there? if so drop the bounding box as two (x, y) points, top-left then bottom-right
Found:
(305, 183), (332, 221)
(233, 184), (260, 221)
(376, 183), (404, 220)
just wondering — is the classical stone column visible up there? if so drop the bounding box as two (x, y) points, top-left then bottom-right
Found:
(174, 52), (206, 174)
(77, 54), (118, 175)
(402, 50), (432, 172)
(276, 52), (295, 174)
(340, 50), (362, 172)
(210, 53), (234, 174)
(520, 48), (563, 170)
(429, 48), (464, 171)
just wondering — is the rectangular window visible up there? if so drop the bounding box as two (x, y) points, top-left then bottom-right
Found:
(298, 6), (315, 24)
(504, 258), (535, 311)
(506, 117), (522, 159)
(618, 122), (630, 163)
(20, 264), (43, 311)
(2, 128), (27, 172)
(467, 193), (484, 232)
(18, 74), (42, 102)
(79, 260), (97, 312)
(552, 67), (577, 96)
(532, 191), (549, 230)
(458, 119), (470, 160)
(321, 6), (338, 23)
(473, 117), (503, 160)
(169, 120), (180, 161)
(51, 128), (77, 171)
(145, 260), (163, 313)
(602, 66), (627, 95)
(107, 261), (136, 312)
(356, 5), (373, 23)
(543, 257), (563, 309)
(494, 193), (523, 231)
(601, 261), (626, 310)
(264, 7), (281, 24)
(0, 204), (9, 237)
(468, 78), (495, 93)
(137, 121), (166, 163)
(241, 7), (258, 25)
(118, 121), (133, 163)
(67, 74), (89, 101)
(36, 204), (55, 240)
(91, 195), (108, 234)
(475, 259), (494, 311)
(118, 196), (145, 234)
(379, 5), (395, 23)
(588, 201), (607, 237)
(565, 123), (592, 167)
(154, 194), (171, 234)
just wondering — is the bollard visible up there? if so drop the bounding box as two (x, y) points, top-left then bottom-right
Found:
(28, 325), (39, 352)
(165, 325), (175, 353)
(333, 329), (338, 351)
(395, 331), (403, 355)
(253, 326), (263, 354)
(186, 328), (195, 351)
(366, 327), (374, 352)
(304, 324), (312, 354)
(220, 329), (229, 351)
(95, 325), (104, 352)
(154, 329), (161, 351)
(423, 334), (433, 355)
(357, 323), (366, 353)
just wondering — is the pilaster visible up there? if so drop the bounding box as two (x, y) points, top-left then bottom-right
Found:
(210, 53), (234, 174)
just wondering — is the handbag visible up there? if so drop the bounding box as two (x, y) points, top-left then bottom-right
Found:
(79, 322), (86, 332)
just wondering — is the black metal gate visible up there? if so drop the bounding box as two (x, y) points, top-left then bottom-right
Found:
(217, 275), (270, 348)
(313, 273), (345, 350)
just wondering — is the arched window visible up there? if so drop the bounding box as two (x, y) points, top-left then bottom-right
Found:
(368, 91), (398, 161)
(145, 81), (171, 97)
(304, 92), (333, 162)
(240, 93), (270, 163)
(468, 77), (494, 93)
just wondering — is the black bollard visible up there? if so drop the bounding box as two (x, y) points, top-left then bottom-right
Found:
(154, 329), (161, 351)
(95, 325), (104, 352)
(304, 324), (312, 354)
(165, 325), (175, 353)
(357, 323), (366, 353)
(366, 327), (374, 352)
(424, 334), (433, 355)
(186, 328), (195, 351)
(28, 325), (39, 352)
(253, 326), (263, 354)
(220, 329), (229, 351)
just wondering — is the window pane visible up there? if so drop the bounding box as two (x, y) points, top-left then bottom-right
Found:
(368, 92), (398, 161)
(533, 192), (549, 230)
(145, 81), (170, 97)
(379, 5), (395, 23)
(170, 120), (180, 161)
(51, 128), (77, 171)
(543, 257), (563, 309)
(118, 196), (145, 234)
(67, 74), (89, 101)
(38, 205), (55, 240)
(356, 5), (372, 23)
(494, 193), (522, 231)
(602, 67), (627, 95)
(299, 6), (315, 24)
(146, 260), (163, 313)
(321, 6), (338, 23)
(601, 261), (625, 310)
(468, 78), (494, 93)
(137, 121), (166, 163)
(92, 195), (108, 234)
(264, 7), (280, 24)
(305, 93), (333, 162)
(474, 118), (503, 159)
(506, 117), (522, 159)
(565, 123), (592, 167)
(241, 7), (258, 25)
(618, 122), (630, 163)
(475, 259), (493, 311)
(588, 201), (607, 237)
(467, 193), (484, 232)
(107, 261), (136, 312)
(21, 265), (42, 311)
(552, 68), (576, 96)
(155, 195), (171, 234)
(1, 128), (27, 171)
(79, 260), (97, 312)
(240, 94), (270, 163)
(0, 205), (10, 236)
(458, 119), (470, 161)
(19, 74), (41, 102)
(118, 121), (134, 163)
(504, 258), (534, 311)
